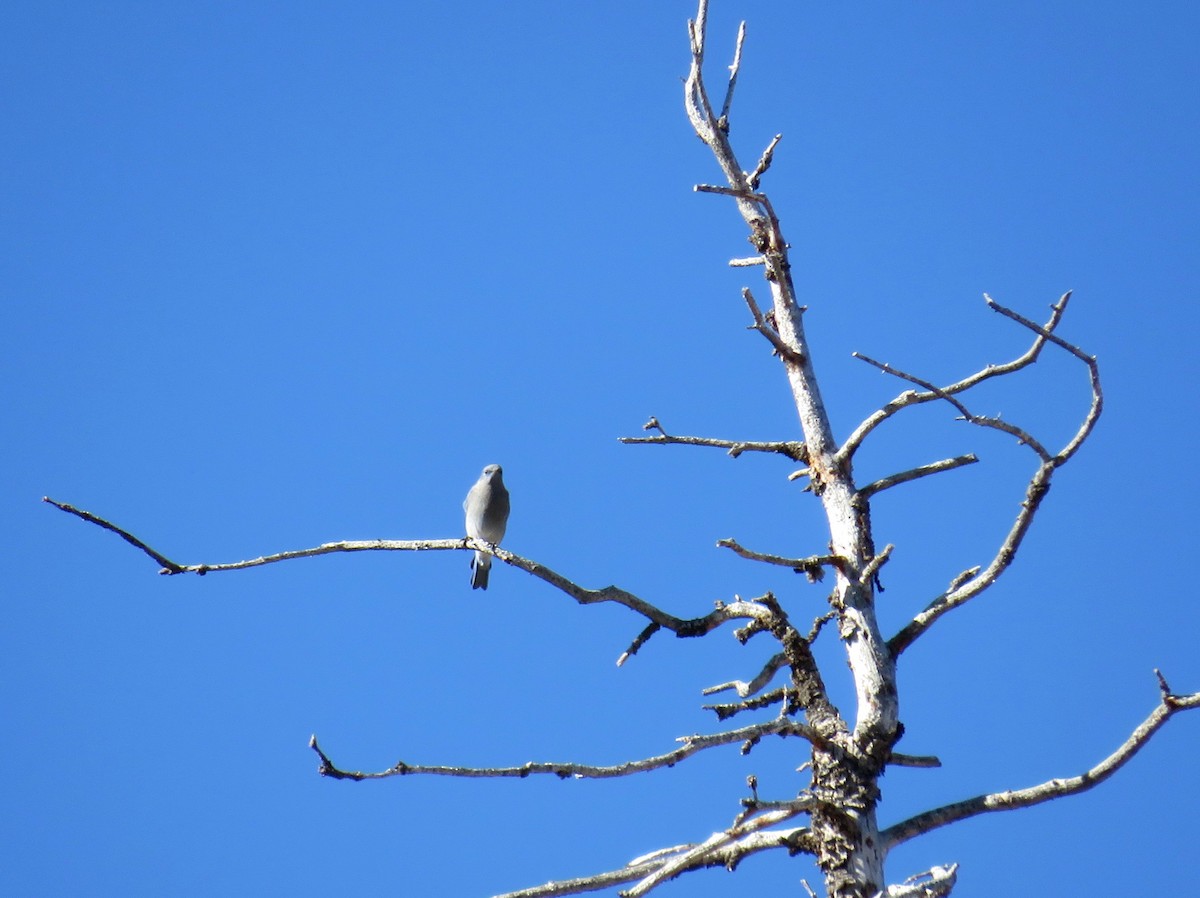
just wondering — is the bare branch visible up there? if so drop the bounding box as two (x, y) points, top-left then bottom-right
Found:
(623, 806), (809, 897)
(704, 687), (790, 722)
(888, 461), (1053, 656)
(882, 687), (1200, 849)
(704, 652), (787, 699)
(46, 495), (800, 649)
(880, 864), (959, 898)
(619, 417), (807, 462)
(716, 20), (746, 130)
(493, 824), (815, 898)
(716, 538), (842, 579)
(616, 622), (661, 667)
(837, 292), (1075, 463)
(983, 293), (1103, 463)
(310, 716), (822, 783)
(879, 296), (1102, 656)
(850, 352), (1052, 462)
(859, 544), (894, 589)
(743, 286), (803, 362)
(43, 497), (185, 573)
(803, 609), (837, 644)
(858, 454), (979, 501)
(887, 754), (942, 769)
(747, 133), (782, 190)
(45, 496), (474, 575)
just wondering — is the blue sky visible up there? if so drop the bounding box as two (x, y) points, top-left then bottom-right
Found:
(4, 1), (1198, 895)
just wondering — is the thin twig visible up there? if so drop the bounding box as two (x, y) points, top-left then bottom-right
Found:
(703, 687), (790, 722)
(837, 292), (1075, 464)
(984, 293), (1103, 463)
(747, 134), (782, 190)
(43, 497), (184, 573)
(716, 538), (843, 578)
(858, 545), (894, 589)
(716, 21), (747, 130)
(858, 454), (979, 500)
(742, 286), (802, 362)
(617, 622), (661, 667)
(888, 753), (942, 769)
(620, 417), (807, 462)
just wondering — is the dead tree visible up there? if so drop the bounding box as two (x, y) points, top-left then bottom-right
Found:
(45, 2), (1198, 896)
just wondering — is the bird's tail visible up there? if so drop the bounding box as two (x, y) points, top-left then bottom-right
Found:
(471, 551), (491, 590)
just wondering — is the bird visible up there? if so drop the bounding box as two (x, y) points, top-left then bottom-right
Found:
(463, 464), (510, 590)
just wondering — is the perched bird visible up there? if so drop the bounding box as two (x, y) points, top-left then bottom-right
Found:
(463, 464), (510, 590)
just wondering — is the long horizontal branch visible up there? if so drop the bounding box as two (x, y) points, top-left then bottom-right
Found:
(309, 716), (821, 782)
(43, 495), (778, 644)
(619, 417), (808, 462)
(44, 496), (467, 575)
(881, 685), (1200, 849)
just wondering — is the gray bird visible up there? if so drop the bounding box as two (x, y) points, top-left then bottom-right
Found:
(463, 463), (510, 590)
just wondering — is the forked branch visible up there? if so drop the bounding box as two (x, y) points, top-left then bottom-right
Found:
(876, 294), (1104, 655)
(837, 292), (1076, 464)
(492, 823), (815, 898)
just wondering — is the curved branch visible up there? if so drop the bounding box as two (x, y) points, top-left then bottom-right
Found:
(704, 651), (787, 701)
(493, 824), (815, 898)
(850, 352), (1052, 462)
(886, 294), (1103, 657)
(888, 463), (1052, 656)
(622, 806), (811, 897)
(881, 687), (1200, 849)
(983, 293), (1103, 464)
(42, 497), (186, 573)
(837, 292), (1075, 464)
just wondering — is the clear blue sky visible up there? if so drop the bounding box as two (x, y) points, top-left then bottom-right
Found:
(4, 2), (1198, 895)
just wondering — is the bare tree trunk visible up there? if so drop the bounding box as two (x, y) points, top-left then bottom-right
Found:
(684, 4), (898, 893)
